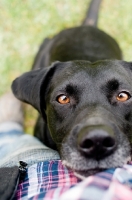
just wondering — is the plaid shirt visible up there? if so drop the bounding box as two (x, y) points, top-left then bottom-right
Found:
(14, 160), (132, 200)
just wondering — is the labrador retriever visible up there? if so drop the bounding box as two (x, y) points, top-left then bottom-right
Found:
(12, 0), (132, 177)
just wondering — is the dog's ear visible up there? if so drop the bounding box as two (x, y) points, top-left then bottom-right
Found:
(11, 61), (60, 115)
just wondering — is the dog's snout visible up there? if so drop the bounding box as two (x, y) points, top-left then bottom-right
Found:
(78, 126), (116, 160)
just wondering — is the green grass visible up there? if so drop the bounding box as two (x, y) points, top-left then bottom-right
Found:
(0, 0), (132, 133)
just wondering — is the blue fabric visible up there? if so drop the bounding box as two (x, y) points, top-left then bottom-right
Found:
(0, 126), (60, 167)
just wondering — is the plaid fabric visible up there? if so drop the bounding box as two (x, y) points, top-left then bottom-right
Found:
(14, 160), (132, 200)
(14, 160), (78, 200)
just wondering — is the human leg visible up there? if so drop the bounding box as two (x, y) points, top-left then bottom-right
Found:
(0, 92), (59, 167)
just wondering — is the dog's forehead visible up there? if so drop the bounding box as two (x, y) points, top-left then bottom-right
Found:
(50, 60), (131, 88)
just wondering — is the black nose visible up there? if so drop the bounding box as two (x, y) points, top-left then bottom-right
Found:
(78, 126), (116, 160)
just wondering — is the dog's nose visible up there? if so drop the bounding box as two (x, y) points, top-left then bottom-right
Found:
(78, 126), (116, 160)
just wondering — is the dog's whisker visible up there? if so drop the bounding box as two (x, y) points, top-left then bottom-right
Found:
(62, 160), (88, 180)
(62, 160), (74, 170)
(74, 172), (86, 180)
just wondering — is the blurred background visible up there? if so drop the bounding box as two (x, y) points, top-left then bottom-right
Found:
(0, 0), (132, 133)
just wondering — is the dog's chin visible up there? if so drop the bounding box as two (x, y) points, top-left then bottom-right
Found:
(62, 160), (105, 179)
(74, 168), (105, 179)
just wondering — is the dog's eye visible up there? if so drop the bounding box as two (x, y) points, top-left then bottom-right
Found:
(116, 92), (131, 102)
(57, 95), (70, 104)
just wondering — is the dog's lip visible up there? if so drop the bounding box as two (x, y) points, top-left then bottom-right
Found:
(73, 168), (106, 179)
(63, 161), (106, 179)
(63, 160), (104, 170)
(74, 167), (104, 174)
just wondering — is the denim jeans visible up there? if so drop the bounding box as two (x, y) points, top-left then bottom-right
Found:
(0, 122), (60, 167)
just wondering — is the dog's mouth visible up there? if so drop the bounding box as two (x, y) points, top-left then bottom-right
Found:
(62, 155), (132, 179)
(62, 160), (106, 179)
(74, 168), (105, 179)
(61, 126), (132, 180)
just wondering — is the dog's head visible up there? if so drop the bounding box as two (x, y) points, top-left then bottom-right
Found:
(12, 60), (132, 177)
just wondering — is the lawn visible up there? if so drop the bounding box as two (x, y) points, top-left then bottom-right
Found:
(0, 0), (132, 133)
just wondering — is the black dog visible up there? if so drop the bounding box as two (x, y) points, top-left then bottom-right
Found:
(12, 0), (132, 177)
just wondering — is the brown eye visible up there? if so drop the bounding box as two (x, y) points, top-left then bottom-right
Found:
(116, 92), (131, 102)
(57, 95), (70, 104)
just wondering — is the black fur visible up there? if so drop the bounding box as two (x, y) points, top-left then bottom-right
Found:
(12, 0), (132, 177)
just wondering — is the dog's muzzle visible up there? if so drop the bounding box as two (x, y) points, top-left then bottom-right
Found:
(77, 124), (117, 160)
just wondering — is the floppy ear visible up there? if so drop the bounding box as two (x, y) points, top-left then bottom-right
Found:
(11, 61), (60, 115)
